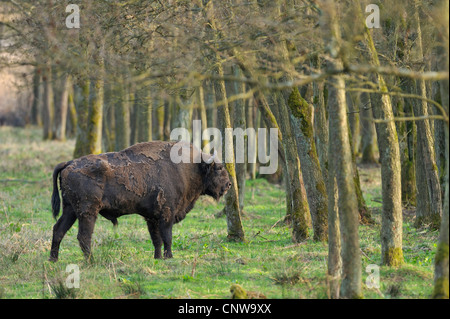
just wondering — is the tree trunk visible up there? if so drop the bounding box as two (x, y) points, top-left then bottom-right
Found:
(232, 66), (247, 212)
(327, 141), (341, 299)
(247, 98), (257, 180)
(42, 63), (54, 140)
(155, 96), (164, 141)
(86, 49), (104, 155)
(67, 84), (77, 138)
(313, 79), (329, 183)
(137, 87), (152, 143)
(53, 73), (70, 141)
(73, 76), (90, 158)
(130, 87), (138, 146)
(213, 61), (245, 243)
(163, 100), (171, 140)
(114, 74), (130, 151)
(347, 92), (361, 156)
(349, 131), (373, 224)
(359, 92), (378, 164)
(30, 68), (42, 126)
(412, 1), (442, 229)
(433, 0), (449, 297)
(204, 80), (216, 129)
(174, 92), (193, 141)
(288, 87), (328, 241)
(398, 79), (417, 206)
(432, 70), (449, 299)
(197, 83), (209, 151)
(369, 90), (404, 267)
(432, 89), (448, 298)
(431, 70), (446, 202)
(328, 68), (362, 298)
(363, 10), (404, 267)
(275, 92), (311, 241)
(320, 0), (362, 298)
(102, 78), (115, 153)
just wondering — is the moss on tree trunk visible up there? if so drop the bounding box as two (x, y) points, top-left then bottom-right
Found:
(87, 73), (104, 155)
(288, 87), (328, 242)
(275, 92), (311, 242)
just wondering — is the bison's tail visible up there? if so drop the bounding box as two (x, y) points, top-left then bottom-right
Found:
(51, 161), (72, 220)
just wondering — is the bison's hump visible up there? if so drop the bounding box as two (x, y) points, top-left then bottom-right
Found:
(125, 141), (173, 162)
(62, 141), (189, 199)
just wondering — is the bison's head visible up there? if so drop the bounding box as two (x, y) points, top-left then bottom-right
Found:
(201, 153), (232, 201)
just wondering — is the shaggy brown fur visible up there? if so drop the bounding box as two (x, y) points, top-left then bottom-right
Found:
(49, 141), (231, 261)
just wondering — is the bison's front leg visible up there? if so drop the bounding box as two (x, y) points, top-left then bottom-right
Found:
(146, 218), (163, 259)
(160, 221), (173, 259)
(77, 213), (97, 262)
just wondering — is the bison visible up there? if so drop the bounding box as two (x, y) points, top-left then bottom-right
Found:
(49, 141), (231, 261)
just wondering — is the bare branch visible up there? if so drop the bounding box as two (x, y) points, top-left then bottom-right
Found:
(199, 63), (448, 93)
(346, 88), (449, 123)
(347, 64), (448, 81)
(370, 115), (448, 124)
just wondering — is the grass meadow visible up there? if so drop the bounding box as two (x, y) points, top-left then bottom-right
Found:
(0, 126), (439, 299)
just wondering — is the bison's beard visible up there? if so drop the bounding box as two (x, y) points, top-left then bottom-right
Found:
(203, 188), (219, 202)
(206, 190), (224, 202)
(204, 184), (230, 202)
(215, 188), (229, 202)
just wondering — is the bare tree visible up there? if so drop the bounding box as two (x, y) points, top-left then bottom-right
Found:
(359, 2), (404, 267)
(412, 0), (442, 229)
(432, 0), (449, 300)
(320, 0), (362, 298)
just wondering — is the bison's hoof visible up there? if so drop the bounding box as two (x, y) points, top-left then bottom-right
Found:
(164, 252), (173, 259)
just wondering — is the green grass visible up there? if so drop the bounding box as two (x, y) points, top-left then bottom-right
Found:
(0, 126), (438, 299)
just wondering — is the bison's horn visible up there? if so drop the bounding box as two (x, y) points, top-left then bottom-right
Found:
(205, 150), (217, 164)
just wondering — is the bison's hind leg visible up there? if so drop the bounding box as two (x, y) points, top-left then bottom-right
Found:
(77, 212), (98, 262)
(49, 203), (77, 262)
